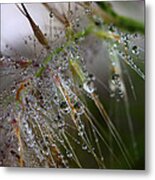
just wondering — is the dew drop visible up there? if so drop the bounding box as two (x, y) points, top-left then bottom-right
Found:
(85, 8), (91, 15)
(58, 120), (65, 130)
(108, 24), (115, 32)
(54, 114), (62, 122)
(69, 10), (73, 15)
(95, 138), (99, 143)
(53, 94), (59, 105)
(78, 130), (84, 137)
(111, 74), (120, 83)
(83, 80), (95, 94)
(111, 73), (124, 100)
(73, 101), (84, 115)
(18, 146), (21, 152)
(82, 144), (87, 150)
(60, 101), (71, 114)
(132, 33), (138, 38)
(101, 157), (104, 161)
(66, 150), (73, 158)
(113, 43), (117, 49)
(132, 45), (139, 55)
(49, 11), (53, 18)
(88, 73), (95, 81)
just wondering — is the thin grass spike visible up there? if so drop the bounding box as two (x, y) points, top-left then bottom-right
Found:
(16, 3), (50, 49)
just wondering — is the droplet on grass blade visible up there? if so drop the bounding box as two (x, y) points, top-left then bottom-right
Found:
(82, 143), (87, 150)
(60, 101), (71, 114)
(66, 150), (73, 158)
(83, 80), (95, 94)
(132, 45), (139, 55)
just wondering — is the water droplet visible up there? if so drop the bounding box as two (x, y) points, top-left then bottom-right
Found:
(83, 80), (95, 94)
(94, 16), (103, 27)
(101, 157), (104, 161)
(76, 22), (80, 28)
(69, 10), (73, 15)
(111, 73), (124, 100)
(113, 43), (117, 49)
(18, 146), (21, 152)
(82, 144), (87, 150)
(78, 130), (84, 137)
(54, 114), (62, 122)
(66, 150), (73, 158)
(112, 74), (120, 83)
(85, 8), (91, 15)
(58, 120), (65, 130)
(53, 95), (59, 105)
(132, 33), (138, 38)
(127, 55), (132, 62)
(60, 101), (71, 114)
(73, 101), (84, 115)
(88, 73), (95, 81)
(95, 138), (99, 143)
(27, 128), (32, 135)
(49, 11), (53, 18)
(24, 40), (28, 45)
(132, 45), (139, 55)
(108, 24), (115, 32)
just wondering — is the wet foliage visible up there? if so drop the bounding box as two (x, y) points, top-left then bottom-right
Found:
(0, 2), (145, 169)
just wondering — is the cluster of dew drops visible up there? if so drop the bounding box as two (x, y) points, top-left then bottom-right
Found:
(0, 3), (144, 168)
(107, 24), (144, 101)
